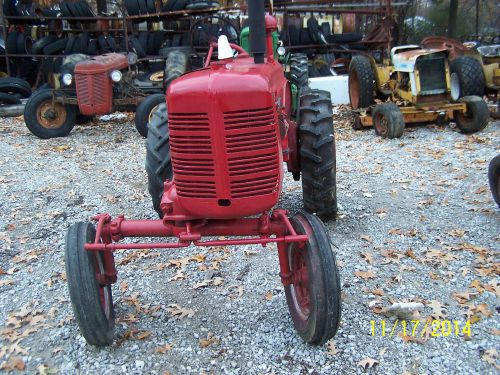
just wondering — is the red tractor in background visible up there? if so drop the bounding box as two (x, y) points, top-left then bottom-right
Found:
(65, 0), (341, 346)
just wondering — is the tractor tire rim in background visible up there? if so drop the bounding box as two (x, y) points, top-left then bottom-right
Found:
(374, 112), (388, 136)
(349, 70), (360, 109)
(37, 101), (67, 129)
(450, 72), (460, 101)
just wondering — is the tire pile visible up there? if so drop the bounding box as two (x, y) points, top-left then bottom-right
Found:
(124, 0), (220, 15)
(0, 77), (32, 105)
(280, 17), (363, 48)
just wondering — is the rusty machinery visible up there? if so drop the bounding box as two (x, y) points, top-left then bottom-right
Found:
(348, 44), (490, 138)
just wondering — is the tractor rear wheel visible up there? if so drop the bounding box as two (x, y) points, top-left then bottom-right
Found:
(288, 53), (309, 89)
(372, 102), (405, 139)
(299, 88), (337, 220)
(454, 96), (489, 134)
(145, 103), (173, 218)
(135, 93), (165, 138)
(284, 210), (341, 345)
(450, 56), (485, 100)
(24, 89), (76, 139)
(488, 154), (500, 207)
(65, 222), (115, 346)
(348, 55), (374, 109)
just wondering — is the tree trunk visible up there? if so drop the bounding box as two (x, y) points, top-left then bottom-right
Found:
(447, 0), (459, 38)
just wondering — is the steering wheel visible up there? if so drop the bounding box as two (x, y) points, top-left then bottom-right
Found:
(203, 41), (249, 67)
(189, 16), (239, 48)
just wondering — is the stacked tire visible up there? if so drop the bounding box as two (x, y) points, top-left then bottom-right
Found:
(0, 78), (32, 105)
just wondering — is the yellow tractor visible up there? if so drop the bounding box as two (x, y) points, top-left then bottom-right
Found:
(348, 45), (490, 138)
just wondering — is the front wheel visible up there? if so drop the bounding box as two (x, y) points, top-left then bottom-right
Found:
(65, 222), (115, 346)
(488, 154), (500, 207)
(135, 93), (166, 137)
(24, 89), (76, 139)
(284, 211), (341, 345)
(372, 102), (405, 139)
(454, 96), (489, 134)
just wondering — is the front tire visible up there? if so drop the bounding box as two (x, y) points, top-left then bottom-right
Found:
(372, 102), (405, 139)
(284, 211), (341, 345)
(299, 88), (337, 220)
(454, 96), (489, 134)
(65, 222), (115, 346)
(145, 103), (173, 218)
(488, 154), (500, 207)
(24, 89), (76, 139)
(348, 55), (374, 109)
(135, 94), (165, 137)
(449, 56), (485, 99)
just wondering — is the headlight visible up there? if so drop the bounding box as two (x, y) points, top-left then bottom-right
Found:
(110, 70), (122, 82)
(62, 73), (72, 86)
(277, 46), (286, 56)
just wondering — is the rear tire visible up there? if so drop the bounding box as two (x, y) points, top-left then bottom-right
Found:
(372, 102), (405, 139)
(289, 53), (309, 89)
(454, 96), (489, 134)
(450, 56), (485, 99)
(24, 89), (76, 139)
(145, 103), (173, 218)
(135, 94), (165, 137)
(488, 154), (500, 208)
(348, 55), (374, 109)
(65, 222), (115, 346)
(284, 210), (341, 345)
(299, 88), (337, 220)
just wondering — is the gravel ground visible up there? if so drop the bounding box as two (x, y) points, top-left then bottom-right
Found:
(0, 111), (498, 374)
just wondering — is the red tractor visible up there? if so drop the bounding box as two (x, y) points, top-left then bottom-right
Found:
(65, 0), (341, 346)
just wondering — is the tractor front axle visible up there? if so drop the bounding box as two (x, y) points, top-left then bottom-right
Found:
(84, 210), (308, 287)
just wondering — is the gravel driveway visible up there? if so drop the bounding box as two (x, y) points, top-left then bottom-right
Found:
(0, 111), (498, 374)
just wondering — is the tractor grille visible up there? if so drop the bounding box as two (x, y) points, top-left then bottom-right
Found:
(416, 53), (447, 95)
(169, 113), (216, 198)
(224, 107), (279, 198)
(75, 72), (107, 107)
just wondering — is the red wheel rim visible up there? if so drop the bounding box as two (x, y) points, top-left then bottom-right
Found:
(94, 253), (112, 319)
(349, 70), (360, 109)
(289, 246), (311, 319)
(374, 112), (388, 136)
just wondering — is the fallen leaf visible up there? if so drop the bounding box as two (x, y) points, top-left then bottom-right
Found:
(360, 235), (373, 243)
(264, 291), (273, 301)
(360, 252), (374, 265)
(199, 334), (218, 348)
(428, 300), (446, 320)
(119, 281), (128, 293)
(354, 270), (375, 280)
(358, 357), (378, 370)
(481, 348), (500, 369)
(326, 341), (341, 355)
(452, 291), (479, 305)
(405, 248), (417, 259)
(369, 289), (384, 296)
(490, 328), (500, 335)
(167, 304), (194, 319)
(0, 279), (14, 286)
(136, 331), (152, 340)
(154, 343), (174, 353)
(0, 357), (25, 371)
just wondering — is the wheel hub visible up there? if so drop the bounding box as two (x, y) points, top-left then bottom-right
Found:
(37, 101), (67, 129)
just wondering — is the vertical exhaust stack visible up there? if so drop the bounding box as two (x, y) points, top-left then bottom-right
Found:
(248, 0), (266, 64)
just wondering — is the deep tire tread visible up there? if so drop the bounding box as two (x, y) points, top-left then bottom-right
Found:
(145, 103), (173, 217)
(299, 88), (337, 220)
